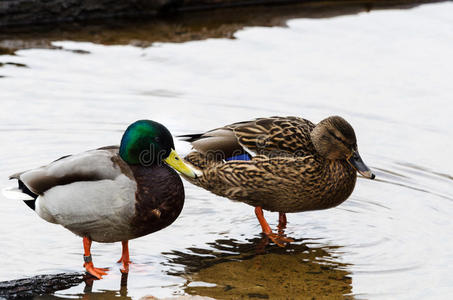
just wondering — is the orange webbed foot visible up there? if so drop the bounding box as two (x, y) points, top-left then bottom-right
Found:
(117, 257), (132, 264)
(266, 232), (294, 247)
(280, 235), (294, 243)
(120, 265), (130, 274)
(117, 256), (131, 274)
(84, 262), (109, 279)
(82, 237), (109, 279)
(255, 207), (295, 248)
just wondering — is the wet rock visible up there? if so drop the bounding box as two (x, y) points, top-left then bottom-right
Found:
(140, 296), (214, 300)
(0, 0), (444, 55)
(0, 0), (166, 27)
(0, 272), (84, 299)
(0, 0), (445, 27)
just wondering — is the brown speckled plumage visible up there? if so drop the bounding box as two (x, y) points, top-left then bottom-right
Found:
(188, 155), (356, 212)
(181, 116), (366, 213)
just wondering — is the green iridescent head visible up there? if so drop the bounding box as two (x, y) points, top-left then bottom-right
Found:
(119, 120), (197, 178)
(120, 120), (174, 165)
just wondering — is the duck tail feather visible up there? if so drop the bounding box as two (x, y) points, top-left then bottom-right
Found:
(2, 186), (34, 201)
(177, 133), (204, 143)
(3, 178), (38, 202)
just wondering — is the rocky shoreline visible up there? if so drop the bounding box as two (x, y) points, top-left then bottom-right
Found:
(0, 0), (444, 27)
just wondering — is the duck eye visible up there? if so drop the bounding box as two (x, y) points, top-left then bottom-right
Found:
(154, 137), (161, 143)
(327, 129), (344, 143)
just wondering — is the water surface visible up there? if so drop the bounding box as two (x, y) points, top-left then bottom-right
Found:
(1, 2), (452, 299)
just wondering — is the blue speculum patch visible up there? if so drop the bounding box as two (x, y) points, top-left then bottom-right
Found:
(225, 153), (252, 161)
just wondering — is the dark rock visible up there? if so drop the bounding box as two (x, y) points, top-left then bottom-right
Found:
(0, 0), (446, 27)
(0, 0), (446, 55)
(0, 273), (84, 299)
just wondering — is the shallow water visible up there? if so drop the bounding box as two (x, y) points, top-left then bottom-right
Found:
(1, 1), (453, 299)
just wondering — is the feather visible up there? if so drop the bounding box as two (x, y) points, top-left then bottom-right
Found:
(36, 174), (137, 242)
(17, 148), (123, 195)
(181, 116), (361, 213)
(179, 117), (317, 160)
(2, 186), (34, 201)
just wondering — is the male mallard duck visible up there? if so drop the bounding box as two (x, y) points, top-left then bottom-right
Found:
(179, 116), (375, 247)
(2, 120), (196, 279)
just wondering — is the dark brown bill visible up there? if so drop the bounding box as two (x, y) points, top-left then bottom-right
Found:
(348, 151), (375, 179)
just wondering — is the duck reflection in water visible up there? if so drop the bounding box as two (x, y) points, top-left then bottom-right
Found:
(164, 237), (354, 299)
(81, 272), (130, 300)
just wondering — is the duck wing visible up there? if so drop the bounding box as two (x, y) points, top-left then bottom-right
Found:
(6, 146), (140, 242)
(179, 116), (316, 158)
(9, 146), (130, 197)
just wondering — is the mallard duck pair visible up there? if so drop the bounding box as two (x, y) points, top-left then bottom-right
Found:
(3, 116), (374, 278)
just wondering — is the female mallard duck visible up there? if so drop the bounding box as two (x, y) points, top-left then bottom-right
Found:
(180, 116), (375, 247)
(2, 120), (196, 279)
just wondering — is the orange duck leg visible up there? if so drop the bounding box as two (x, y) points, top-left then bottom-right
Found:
(117, 240), (132, 273)
(83, 237), (109, 279)
(254, 207), (294, 247)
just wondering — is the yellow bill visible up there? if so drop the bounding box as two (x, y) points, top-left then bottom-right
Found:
(164, 149), (197, 178)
